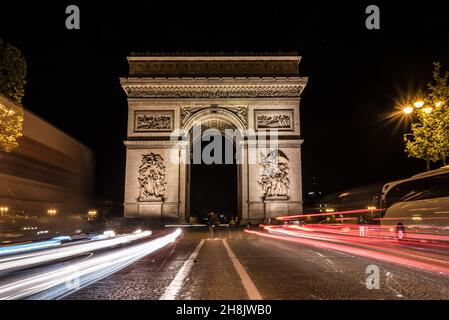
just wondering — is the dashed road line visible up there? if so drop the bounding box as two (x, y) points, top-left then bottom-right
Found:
(222, 239), (263, 300)
(159, 239), (205, 300)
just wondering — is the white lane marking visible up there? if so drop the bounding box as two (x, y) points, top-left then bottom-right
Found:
(222, 239), (263, 300)
(315, 251), (340, 272)
(385, 272), (405, 298)
(159, 239), (205, 300)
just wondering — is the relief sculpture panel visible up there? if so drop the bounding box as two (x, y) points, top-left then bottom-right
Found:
(254, 109), (293, 130)
(258, 150), (290, 199)
(138, 153), (167, 201)
(134, 110), (174, 132)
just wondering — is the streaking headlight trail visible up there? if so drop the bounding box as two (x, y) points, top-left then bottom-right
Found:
(0, 238), (65, 256)
(246, 226), (449, 277)
(0, 231), (153, 274)
(0, 228), (182, 300)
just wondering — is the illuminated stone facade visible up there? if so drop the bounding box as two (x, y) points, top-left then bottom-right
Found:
(121, 55), (307, 223)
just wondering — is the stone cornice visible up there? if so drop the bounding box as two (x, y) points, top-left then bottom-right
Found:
(121, 77), (307, 84)
(124, 140), (188, 149)
(127, 56), (301, 61)
(121, 78), (307, 99)
(124, 140), (303, 149)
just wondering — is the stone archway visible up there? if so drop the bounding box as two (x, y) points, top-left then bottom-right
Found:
(121, 55), (308, 224)
(182, 108), (245, 223)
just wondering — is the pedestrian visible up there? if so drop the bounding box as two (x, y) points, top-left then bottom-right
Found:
(229, 217), (236, 228)
(207, 211), (214, 227)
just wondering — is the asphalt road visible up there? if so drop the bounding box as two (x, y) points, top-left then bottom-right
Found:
(65, 228), (449, 300)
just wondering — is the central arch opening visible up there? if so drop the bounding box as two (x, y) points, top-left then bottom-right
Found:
(184, 110), (245, 224)
(189, 134), (237, 224)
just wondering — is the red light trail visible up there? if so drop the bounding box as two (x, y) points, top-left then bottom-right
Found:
(276, 208), (383, 221)
(245, 225), (449, 277)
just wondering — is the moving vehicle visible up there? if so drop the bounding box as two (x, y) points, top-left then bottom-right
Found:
(380, 166), (449, 240)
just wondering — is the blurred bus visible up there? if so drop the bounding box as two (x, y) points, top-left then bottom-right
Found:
(380, 166), (449, 240)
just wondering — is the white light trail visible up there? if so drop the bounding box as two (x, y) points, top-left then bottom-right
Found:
(0, 231), (153, 274)
(0, 239), (63, 256)
(0, 228), (182, 300)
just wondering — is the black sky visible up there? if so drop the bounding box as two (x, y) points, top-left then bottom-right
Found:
(1, 1), (449, 203)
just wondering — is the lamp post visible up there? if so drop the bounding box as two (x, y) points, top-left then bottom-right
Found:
(261, 195), (267, 224)
(401, 99), (447, 170)
(367, 206), (376, 219)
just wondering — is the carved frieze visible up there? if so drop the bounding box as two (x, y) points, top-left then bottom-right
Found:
(254, 109), (293, 131)
(138, 153), (167, 201)
(124, 85), (303, 99)
(134, 110), (174, 132)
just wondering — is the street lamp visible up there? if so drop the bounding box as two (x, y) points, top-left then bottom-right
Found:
(0, 206), (9, 216)
(88, 210), (97, 221)
(423, 106), (433, 114)
(367, 206), (376, 219)
(413, 100), (424, 108)
(402, 106), (414, 114)
(402, 99), (444, 115)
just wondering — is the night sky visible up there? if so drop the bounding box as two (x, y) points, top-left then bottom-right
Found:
(1, 1), (449, 205)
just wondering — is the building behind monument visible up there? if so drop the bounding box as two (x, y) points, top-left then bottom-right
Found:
(0, 94), (94, 217)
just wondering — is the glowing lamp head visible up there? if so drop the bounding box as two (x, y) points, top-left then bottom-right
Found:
(423, 107), (433, 114)
(403, 106), (414, 114)
(413, 100), (424, 108)
(87, 210), (98, 220)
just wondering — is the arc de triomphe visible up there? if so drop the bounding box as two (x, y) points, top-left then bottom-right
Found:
(121, 55), (308, 223)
